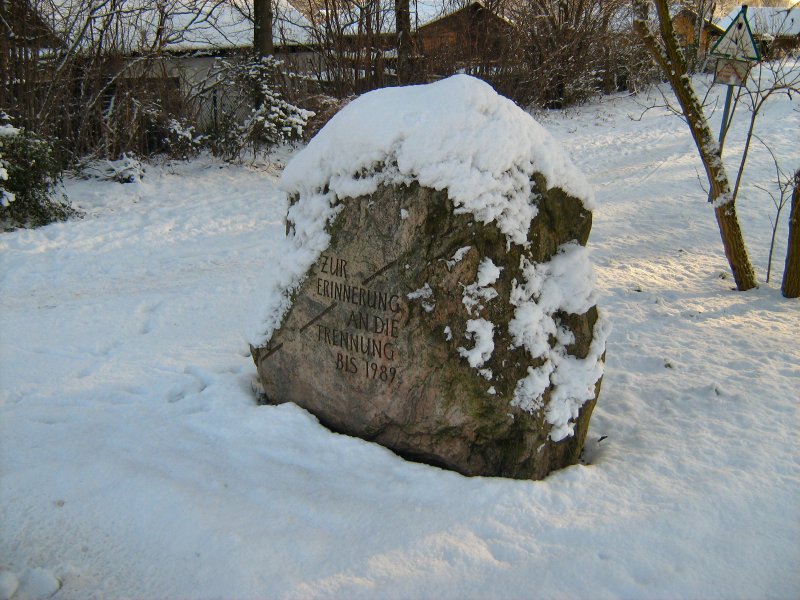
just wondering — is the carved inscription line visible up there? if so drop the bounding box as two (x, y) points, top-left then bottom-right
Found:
(317, 324), (396, 359)
(314, 254), (402, 385)
(316, 278), (402, 313)
(262, 342), (283, 359)
(299, 301), (339, 333)
(362, 260), (397, 286)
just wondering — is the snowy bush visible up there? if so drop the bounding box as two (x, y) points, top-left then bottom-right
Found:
(87, 82), (191, 160)
(0, 115), (76, 230)
(301, 94), (354, 140)
(80, 153), (145, 184)
(164, 119), (206, 160)
(208, 56), (314, 161)
(0, 123), (17, 209)
(561, 72), (603, 107)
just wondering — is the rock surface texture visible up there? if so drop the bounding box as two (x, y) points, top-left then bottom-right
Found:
(251, 75), (608, 479)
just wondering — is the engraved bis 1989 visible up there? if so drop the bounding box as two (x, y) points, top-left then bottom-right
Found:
(312, 254), (402, 384)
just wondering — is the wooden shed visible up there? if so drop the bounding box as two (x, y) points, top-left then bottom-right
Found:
(416, 1), (514, 76)
(0, 0), (64, 124)
(671, 8), (725, 58)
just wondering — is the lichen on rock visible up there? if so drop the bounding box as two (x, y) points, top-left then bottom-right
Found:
(250, 75), (607, 479)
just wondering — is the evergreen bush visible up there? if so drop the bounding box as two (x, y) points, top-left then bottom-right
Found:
(0, 115), (76, 230)
(207, 56), (314, 160)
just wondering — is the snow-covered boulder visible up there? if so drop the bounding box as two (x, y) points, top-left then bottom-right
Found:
(251, 75), (608, 479)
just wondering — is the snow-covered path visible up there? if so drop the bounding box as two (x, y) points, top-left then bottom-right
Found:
(1, 84), (798, 599)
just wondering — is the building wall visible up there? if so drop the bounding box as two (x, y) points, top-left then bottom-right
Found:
(672, 10), (726, 57)
(417, 4), (512, 75)
(158, 49), (319, 129)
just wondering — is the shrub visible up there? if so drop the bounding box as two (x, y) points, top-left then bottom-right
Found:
(301, 94), (353, 140)
(0, 116), (76, 230)
(206, 56), (315, 161)
(165, 119), (206, 160)
(79, 153), (145, 184)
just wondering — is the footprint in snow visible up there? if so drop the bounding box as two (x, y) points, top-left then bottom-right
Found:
(0, 568), (61, 600)
(166, 366), (214, 404)
(136, 300), (163, 335)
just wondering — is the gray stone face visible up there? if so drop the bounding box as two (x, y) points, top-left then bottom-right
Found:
(252, 178), (602, 480)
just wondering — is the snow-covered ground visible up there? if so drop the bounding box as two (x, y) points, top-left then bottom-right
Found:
(1, 77), (798, 599)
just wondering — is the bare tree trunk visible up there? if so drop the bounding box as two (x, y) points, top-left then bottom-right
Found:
(253, 0), (273, 110)
(396, 0), (413, 84)
(692, 0), (715, 67)
(634, 0), (758, 291)
(782, 171), (800, 298)
(254, 0), (274, 57)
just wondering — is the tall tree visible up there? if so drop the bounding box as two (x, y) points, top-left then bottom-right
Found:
(633, 0), (758, 291)
(253, 0), (274, 110)
(254, 0), (273, 57)
(782, 171), (800, 298)
(395, 0), (413, 83)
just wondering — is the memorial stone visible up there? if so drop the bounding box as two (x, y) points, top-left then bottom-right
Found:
(251, 75), (608, 480)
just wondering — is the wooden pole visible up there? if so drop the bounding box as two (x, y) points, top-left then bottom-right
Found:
(718, 84), (733, 147)
(782, 171), (800, 298)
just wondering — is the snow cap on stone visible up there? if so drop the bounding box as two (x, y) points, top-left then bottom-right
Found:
(282, 75), (594, 246)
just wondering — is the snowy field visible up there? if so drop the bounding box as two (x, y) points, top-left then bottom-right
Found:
(1, 77), (798, 599)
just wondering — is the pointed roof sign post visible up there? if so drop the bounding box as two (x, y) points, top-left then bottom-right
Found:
(710, 5), (761, 61)
(709, 6), (761, 150)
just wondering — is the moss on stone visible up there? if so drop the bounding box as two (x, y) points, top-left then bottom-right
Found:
(254, 176), (602, 480)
